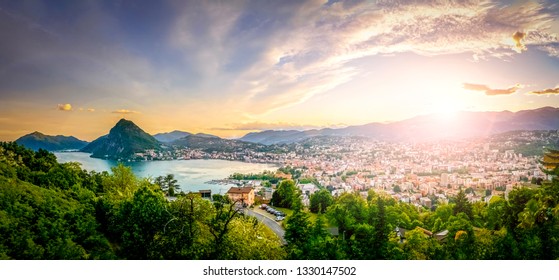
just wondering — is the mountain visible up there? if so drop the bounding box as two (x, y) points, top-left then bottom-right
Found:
(240, 130), (310, 145)
(240, 107), (559, 144)
(153, 130), (192, 143)
(15, 132), (89, 151)
(81, 119), (161, 159)
(170, 134), (268, 153)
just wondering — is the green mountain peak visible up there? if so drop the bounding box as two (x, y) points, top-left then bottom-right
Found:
(81, 119), (160, 160)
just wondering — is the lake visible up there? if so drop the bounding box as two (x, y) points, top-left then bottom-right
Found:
(54, 152), (278, 194)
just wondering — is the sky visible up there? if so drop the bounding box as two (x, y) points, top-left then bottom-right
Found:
(1, 0), (559, 141)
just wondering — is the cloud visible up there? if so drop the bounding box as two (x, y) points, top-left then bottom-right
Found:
(463, 83), (491, 92)
(0, 2), (161, 102)
(530, 87), (559, 95)
(512, 31), (527, 53)
(87, 108), (95, 112)
(57, 103), (72, 111)
(112, 109), (139, 114)
(169, 0), (559, 116)
(463, 83), (523, 96)
(3, 0), (559, 122)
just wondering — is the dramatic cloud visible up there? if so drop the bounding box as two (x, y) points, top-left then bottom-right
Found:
(1, 0), (558, 139)
(57, 104), (72, 111)
(463, 83), (523, 96)
(530, 87), (559, 95)
(169, 0), (559, 115)
(112, 109), (139, 114)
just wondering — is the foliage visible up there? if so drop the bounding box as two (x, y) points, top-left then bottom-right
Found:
(3, 142), (559, 260)
(278, 166), (302, 179)
(229, 170), (280, 184)
(154, 174), (180, 196)
(309, 189), (333, 213)
(453, 188), (473, 220)
(0, 142), (286, 260)
(270, 179), (301, 209)
(0, 176), (113, 259)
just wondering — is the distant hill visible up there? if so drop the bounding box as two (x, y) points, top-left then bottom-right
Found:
(170, 134), (268, 153)
(15, 132), (89, 151)
(240, 107), (559, 144)
(153, 130), (192, 143)
(81, 119), (161, 159)
(240, 130), (310, 145)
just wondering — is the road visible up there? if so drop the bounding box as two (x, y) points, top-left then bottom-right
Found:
(245, 208), (286, 245)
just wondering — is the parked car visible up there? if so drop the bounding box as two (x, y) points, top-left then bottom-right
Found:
(276, 211), (285, 217)
(275, 216), (285, 221)
(260, 204), (267, 209)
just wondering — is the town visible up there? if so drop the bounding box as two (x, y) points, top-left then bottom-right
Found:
(163, 130), (559, 210)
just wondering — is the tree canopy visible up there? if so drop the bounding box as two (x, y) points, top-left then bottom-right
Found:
(2, 141), (559, 260)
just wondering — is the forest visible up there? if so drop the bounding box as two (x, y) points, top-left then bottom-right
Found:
(1, 142), (558, 259)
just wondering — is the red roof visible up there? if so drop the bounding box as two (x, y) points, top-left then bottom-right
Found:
(227, 187), (253, 194)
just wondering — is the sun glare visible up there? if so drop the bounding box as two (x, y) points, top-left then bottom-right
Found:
(430, 97), (461, 120)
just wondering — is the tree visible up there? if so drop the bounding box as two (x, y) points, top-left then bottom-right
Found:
(309, 189), (333, 213)
(372, 197), (389, 259)
(540, 147), (559, 175)
(284, 209), (311, 259)
(446, 213), (475, 259)
(326, 192), (368, 237)
(114, 183), (169, 259)
(158, 193), (214, 259)
(402, 228), (432, 260)
(271, 180), (300, 209)
(485, 196), (505, 230)
(206, 200), (242, 259)
(102, 164), (138, 198)
(224, 216), (286, 260)
(453, 188), (473, 220)
(155, 174), (180, 196)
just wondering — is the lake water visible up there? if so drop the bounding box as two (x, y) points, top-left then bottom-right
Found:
(54, 152), (278, 194)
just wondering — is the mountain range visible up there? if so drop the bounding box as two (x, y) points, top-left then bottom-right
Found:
(153, 130), (192, 143)
(12, 107), (559, 157)
(240, 107), (559, 144)
(15, 132), (89, 151)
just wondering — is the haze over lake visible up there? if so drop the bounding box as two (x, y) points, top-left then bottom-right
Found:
(54, 152), (278, 194)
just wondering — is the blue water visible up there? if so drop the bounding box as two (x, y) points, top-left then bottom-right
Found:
(54, 152), (278, 194)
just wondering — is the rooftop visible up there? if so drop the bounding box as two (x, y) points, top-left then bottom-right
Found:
(227, 187), (253, 194)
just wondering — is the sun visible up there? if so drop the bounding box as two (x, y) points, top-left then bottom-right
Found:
(430, 98), (461, 120)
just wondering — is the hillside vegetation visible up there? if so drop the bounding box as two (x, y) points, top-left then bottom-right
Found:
(1, 141), (558, 259)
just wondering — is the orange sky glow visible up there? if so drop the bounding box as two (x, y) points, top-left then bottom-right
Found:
(1, 0), (558, 141)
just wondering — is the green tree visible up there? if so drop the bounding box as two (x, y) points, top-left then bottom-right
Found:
(284, 209), (311, 259)
(158, 193), (215, 259)
(115, 183), (169, 259)
(453, 188), (473, 220)
(446, 213), (475, 259)
(402, 228), (431, 259)
(309, 189), (333, 213)
(327, 192), (367, 237)
(206, 200), (242, 259)
(271, 179), (300, 209)
(224, 216), (286, 259)
(155, 174), (180, 196)
(102, 164), (138, 198)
